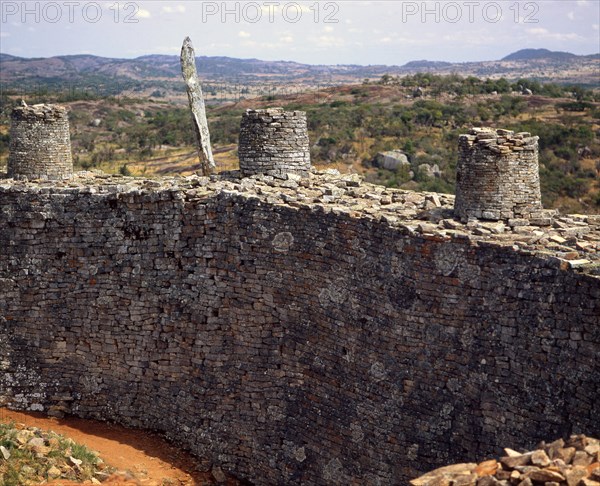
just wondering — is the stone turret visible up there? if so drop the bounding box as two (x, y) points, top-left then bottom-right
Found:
(454, 127), (542, 221)
(238, 108), (311, 178)
(8, 103), (73, 181)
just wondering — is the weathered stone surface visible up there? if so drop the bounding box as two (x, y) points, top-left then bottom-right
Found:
(475, 460), (499, 477)
(476, 476), (502, 486)
(8, 104), (73, 180)
(375, 150), (410, 170)
(410, 464), (477, 485)
(0, 169), (598, 485)
(501, 453), (533, 469)
(579, 479), (600, 486)
(418, 163), (442, 179)
(566, 467), (589, 486)
(0, 445), (11, 460)
(558, 447), (578, 463)
(180, 36), (216, 176)
(239, 108), (311, 178)
(531, 449), (551, 467)
(526, 469), (565, 482)
(454, 127), (542, 222)
(573, 451), (595, 467)
(516, 478), (533, 486)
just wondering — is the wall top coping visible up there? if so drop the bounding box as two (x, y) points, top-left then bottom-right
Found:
(244, 107), (306, 117)
(1, 169), (598, 276)
(11, 103), (69, 121)
(459, 127), (539, 154)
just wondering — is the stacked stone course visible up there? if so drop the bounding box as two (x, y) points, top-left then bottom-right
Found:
(0, 171), (598, 485)
(8, 104), (73, 180)
(454, 127), (543, 222)
(238, 108), (311, 177)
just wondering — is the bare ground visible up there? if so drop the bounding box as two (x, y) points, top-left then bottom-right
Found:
(0, 408), (241, 486)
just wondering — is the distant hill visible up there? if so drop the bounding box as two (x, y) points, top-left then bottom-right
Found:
(1, 49), (598, 93)
(502, 48), (578, 61)
(402, 60), (452, 69)
(0, 53), (22, 62)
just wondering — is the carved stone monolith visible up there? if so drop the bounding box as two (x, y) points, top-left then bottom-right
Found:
(181, 36), (215, 176)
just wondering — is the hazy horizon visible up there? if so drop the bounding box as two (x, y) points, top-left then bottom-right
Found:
(1, 1), (599, 65)
(2, 47), (599, 67)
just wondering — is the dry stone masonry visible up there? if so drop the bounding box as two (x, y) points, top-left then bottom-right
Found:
(8, 104), (73, 181)
(238, 108), (311, 177)
(0, 169), (599, 485)
(411, 435), (600, 486)
(454, 128), (543, 222)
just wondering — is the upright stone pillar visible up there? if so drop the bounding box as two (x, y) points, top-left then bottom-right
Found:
(454, 127), (542, 221)
(180, 36), (215, 176)
(238, 108), (311, 178)
(8, 104), (73, 180)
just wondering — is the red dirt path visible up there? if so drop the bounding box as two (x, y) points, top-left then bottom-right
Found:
(0, 408), (240, 486)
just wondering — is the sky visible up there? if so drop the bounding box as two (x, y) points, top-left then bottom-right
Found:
(1, 1), (599, 65)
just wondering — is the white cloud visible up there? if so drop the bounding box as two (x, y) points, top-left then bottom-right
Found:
(238, 31), (251, 38)
(554, 33), (583, 40)
(593, 24), (599, 31)
(280, 35), (294, 43)
(527, 27), (548, 35)
(162, 5), (186, 14)
(526, 27), (583, 41)
(576, 0), (589, 6)
(379, 37), (392, 43)
(324, 26), (334, 33)
(567, 11), (575, 20)
(137, 8), (151, 18)
(310, 35), (346, 48)
(0, 32), (10, 38)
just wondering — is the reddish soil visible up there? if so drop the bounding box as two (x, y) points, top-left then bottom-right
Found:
(0, 408), (240, 486)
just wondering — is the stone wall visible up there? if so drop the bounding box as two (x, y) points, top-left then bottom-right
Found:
(238, 108), (311, 177)
(0, 172), (598, 485)
(454, 128), (542, 221)
(8, 104), (73, 180)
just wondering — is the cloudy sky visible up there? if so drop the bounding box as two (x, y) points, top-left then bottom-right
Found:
(1, 1), (599, 65)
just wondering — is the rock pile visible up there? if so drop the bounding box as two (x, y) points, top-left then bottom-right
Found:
(411, 435), (600, 486)
(0, 421), (110, 484)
